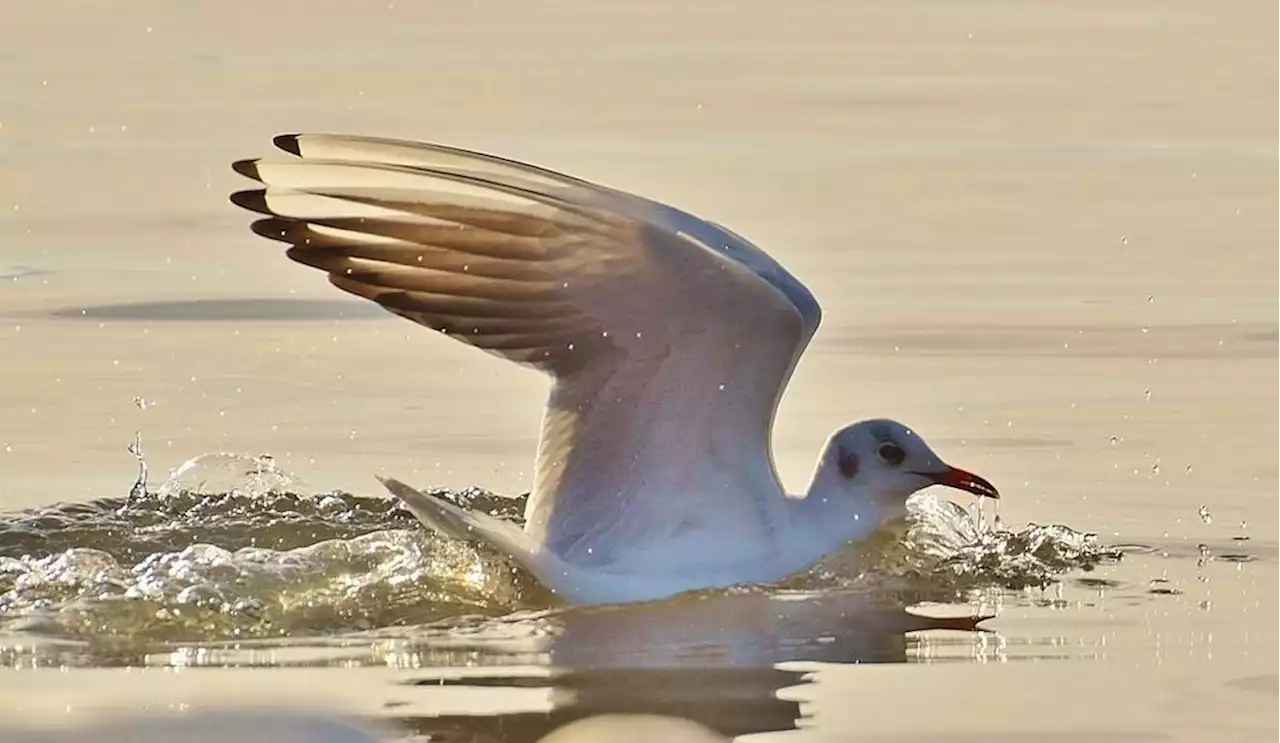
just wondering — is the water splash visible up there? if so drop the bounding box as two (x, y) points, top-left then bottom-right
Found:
(127, 432), (147, 499)
(792, 496), (1122, 603)
(0, 453), (545, 644)
(158, 452), (303, 498)
(0, 453), (1119, 650)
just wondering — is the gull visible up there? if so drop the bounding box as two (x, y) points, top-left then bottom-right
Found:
(230, 133), (999, 605)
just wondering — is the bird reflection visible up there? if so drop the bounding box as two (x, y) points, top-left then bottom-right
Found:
(0, 711), (731, 743)
(397, 590), (988, 742)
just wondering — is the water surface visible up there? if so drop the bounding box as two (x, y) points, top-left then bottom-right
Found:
(1, 0), (1275, 738)
(5, 452), (1265, 741)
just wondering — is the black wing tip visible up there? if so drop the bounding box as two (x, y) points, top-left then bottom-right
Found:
(273, 133), (303, 156)
(229, 189), (271, 215)
(230, 158), (263, 181)
(232, 134), (302, 179)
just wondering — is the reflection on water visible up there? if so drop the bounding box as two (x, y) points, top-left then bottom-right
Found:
(1, 710), (733, 743)
(0, 264), (49, 282)
(0, 711), (393, 743)
(44, 297), (387, 322)
(400, 667), (807, 741)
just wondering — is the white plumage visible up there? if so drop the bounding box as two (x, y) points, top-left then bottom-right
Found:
(231, 133), (998, 604)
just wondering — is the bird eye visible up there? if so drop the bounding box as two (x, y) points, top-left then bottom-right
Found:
(877, 442), (905, 466)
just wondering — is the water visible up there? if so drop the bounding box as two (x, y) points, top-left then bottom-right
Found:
(0, 453), (1122, 668)
(0, 454), (1154, 742)
(0, 710), (731, 743)
(2, 0), (1274, 737)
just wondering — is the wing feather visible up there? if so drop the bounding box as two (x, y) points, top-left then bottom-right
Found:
(231, 133), (823, 564)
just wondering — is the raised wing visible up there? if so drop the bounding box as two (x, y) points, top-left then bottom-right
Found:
(231, 133), (822, 564)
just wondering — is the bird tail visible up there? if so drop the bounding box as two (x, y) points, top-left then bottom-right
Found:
(376, 476), (551, 579)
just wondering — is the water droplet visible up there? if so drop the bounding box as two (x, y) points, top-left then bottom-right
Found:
(1109, 436), (1120, 445)
(128, 432), (148, 497)
(1143, 390), (1152, 402)
(1120, 236), (1129, 245)
(1151, 462), (1160, 475)
(1185, 464), (1192, 474)
(133, 396), (152, 410)
(717, 383), (726, 391)
(1146, 294), (1155, 304)
(1141, 326), (1149, 335)
(1198, 505), (1212, 524)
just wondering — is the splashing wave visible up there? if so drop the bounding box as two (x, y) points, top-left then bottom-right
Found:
(0, 453), (1121, 648)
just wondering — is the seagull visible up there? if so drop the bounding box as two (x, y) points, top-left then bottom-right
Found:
(230, 133), (999, 605)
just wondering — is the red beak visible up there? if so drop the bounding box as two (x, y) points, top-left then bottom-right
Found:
(922, 466), (1000, 499)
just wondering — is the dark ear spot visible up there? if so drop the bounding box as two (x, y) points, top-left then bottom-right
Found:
(838, 450), (859, 479)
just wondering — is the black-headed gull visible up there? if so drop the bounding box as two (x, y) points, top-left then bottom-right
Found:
(230, 133), (999, 605)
